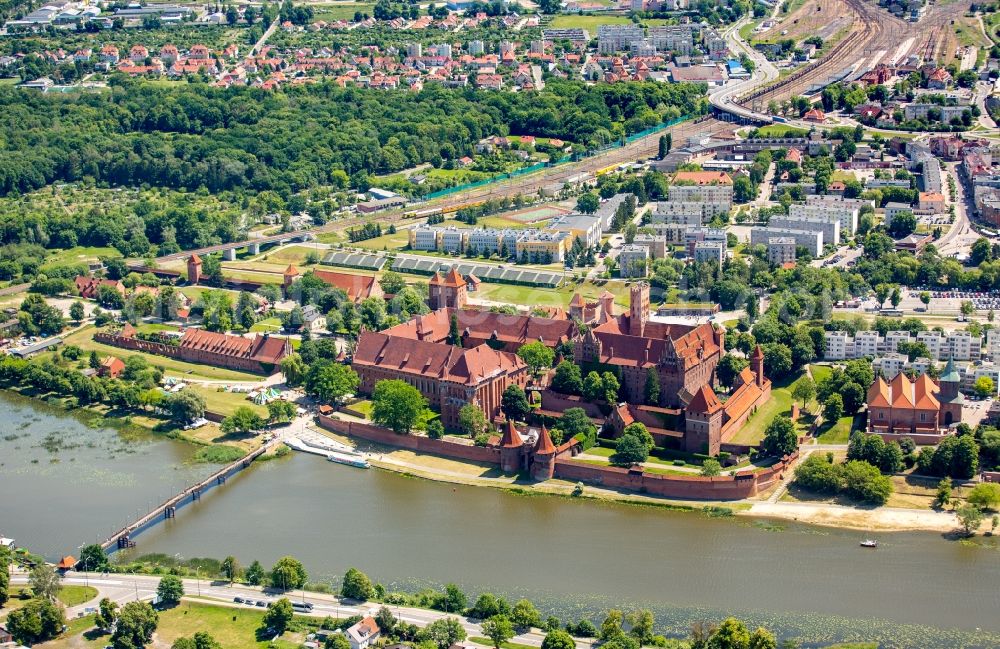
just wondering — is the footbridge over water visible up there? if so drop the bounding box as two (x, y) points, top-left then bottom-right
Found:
(100, 441), (274, 552)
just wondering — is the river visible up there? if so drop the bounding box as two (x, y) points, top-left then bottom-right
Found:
(1, 394), (999, 648)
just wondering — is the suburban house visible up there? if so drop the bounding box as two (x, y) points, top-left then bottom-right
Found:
(97, 355), (126, 379)
(345, 617), (381, 649)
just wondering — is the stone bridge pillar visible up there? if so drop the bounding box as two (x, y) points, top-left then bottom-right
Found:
(223, 248), (237, 261)
(248, 242), (261, 255)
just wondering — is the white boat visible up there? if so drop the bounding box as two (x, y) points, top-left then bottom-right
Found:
(860, 539), (878, 548)
(328, 453), (369, 469)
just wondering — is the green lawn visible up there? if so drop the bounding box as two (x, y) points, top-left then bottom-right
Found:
(814, 415), (855, 444)
(548, 14), (632, 29)
(754, 124), (809, 138)
(43, 601), (310, 649)
(41, 246), (120, 270)
(471, 638), (537, 649)
(189, 385), (267, 418)
(61, 326), (264, 382)
(250, 317), (283, 333)
(57, 585), (99, 607)
(810, 364), (833, 384)
(311, 2), (374, 20)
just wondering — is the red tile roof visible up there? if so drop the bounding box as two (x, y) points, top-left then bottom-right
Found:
(312, 269), (380, 303)
(534, 425), (556, 455)
(688, 385), (723, 415)
(500, 419), (524, 448)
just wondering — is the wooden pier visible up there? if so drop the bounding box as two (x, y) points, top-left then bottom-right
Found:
(100, 442), (272, 552)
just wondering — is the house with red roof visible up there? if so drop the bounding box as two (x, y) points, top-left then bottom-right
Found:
(867, 358), (964, 434)
(803, 108), (826, 123)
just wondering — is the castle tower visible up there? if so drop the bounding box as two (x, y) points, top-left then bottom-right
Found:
(428, 267), (468, 310)
(187, 254), (202, 285)
(531, 424), (557, 481)
(629, 282), (649, 337)
(684, 385), (724, 456)
(283, 264), (300, 296)
(568, 293), (585, 321)
(499, 418), (525, 473)
(937, 356), (965, 427)
(599, 291), (615, 321)
(751, 344), (765, 387)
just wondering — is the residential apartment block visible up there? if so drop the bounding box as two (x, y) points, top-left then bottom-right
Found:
(619, 244), (650, 277)
(409, 224), (571, 262)
(766, 237), (796, 266)
(824, 330), (983, 361)
(750, 226), (822, 256)
(668, 183), (734, 206)
(791, 201), (859, 235)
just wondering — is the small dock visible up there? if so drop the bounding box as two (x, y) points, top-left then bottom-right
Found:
(100, 441), (273, 552)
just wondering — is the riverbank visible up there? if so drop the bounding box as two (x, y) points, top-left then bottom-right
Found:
(308, 424), (965, 534)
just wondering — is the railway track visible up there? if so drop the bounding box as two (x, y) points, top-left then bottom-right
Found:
(156, 117), (734, 264)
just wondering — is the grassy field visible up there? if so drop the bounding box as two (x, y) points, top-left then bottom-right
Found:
(57, 585), (99, 607)
(42, 601), (308, 649)
(61, 326), (264, 382)
(547, 14), (632, 29)
(249, 317), (284, 333)
(814, 415), (855, 444)
(471, 638), (537, 649)
(350, 230), (410, 252)
(474, 278), (632, 309)
(41, 246), (120, 269)
(188, 384), (267, 417)
(755, 124), (809, 138)
(311, 2), (374, 20)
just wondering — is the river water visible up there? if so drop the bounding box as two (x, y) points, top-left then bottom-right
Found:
(1, 393), (999, 648)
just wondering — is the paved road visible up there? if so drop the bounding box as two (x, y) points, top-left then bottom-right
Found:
(10, 572), (590, 648)
(937, 162), (978, 257)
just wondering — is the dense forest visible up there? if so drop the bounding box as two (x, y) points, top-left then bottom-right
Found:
(0, 78), (707, 198)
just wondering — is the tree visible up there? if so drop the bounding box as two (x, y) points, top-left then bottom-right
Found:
(6, 598), (64, 645)
(172, 631), (223, 649)
(281, 353), (307, 387)
(576, 192), (599, 214)
(262, 598), (294, 634)
(791, 378), (815, 409)
(975, 375), (995, 399)
(482, 615), (515, 648)
(69, 300), (85, 322)
(245, 560), (264, 586)
(458, 403), (488, 437)
(79, 543), (110, 572)
(327, 635), (352, 649)
(112, 601), (158, 649)
(510, 599), (542, 630)
(701, 458), (722, 476)
(934, 478), (952, 509)
(823, 394), (844, 423)
(541, 629), (576, 649)
(611, 433), (649, 466)
(919, 292), (931, 310)
(761, 343), (792, 379)
(967, 483), (1000, 511)
(371, 379), (427, 434)
(423, 617), (467, 649)
(221, 556), (242, 583)
(658, 133), (672, 159)
(95, 597), (118, 632)
(0, 561), (8, 607)
(716, 355), (749, 388)
(600, 609), (624, 641)
(267, 399), (297, 424)
(341, 567), (374, 600)
(375, 606), (397, 636)
(643, 367), (660, 405)
(304, 361), (360, 403)
(221, 406), (265, 436)
(582, 371), (604, 402)
(957, 503), (984, 536)
(733, 175), (754, 203)
(270, 556), (307, 590)
(626, 610), (655, 644)
(760, 416), (797, 458)
(29, 563), (61, 601)
(888, 211), (916, 237)
(601, 371), (620, 404)
(501, 384), (530, 421)
(517, 341), (555, 374)
(379, 271), (407, 294)
(157, 575), (184, 605)
(165, 390), (206, 425)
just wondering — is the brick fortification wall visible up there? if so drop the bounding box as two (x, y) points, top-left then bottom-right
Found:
(318, 415), (502, 464)
(553, 453), (796, 500)
(318, 415), (795, 501)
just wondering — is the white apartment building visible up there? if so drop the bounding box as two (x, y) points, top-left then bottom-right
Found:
(767, 237), (796, 266)
(824, 330), (982, 361)
(633, 234), (667, 259)
(790, 202), (859, 236)
(668, 184), (733, 205)
(649, 25), (693, 54)
(597, 24), (646, 53)
(619, 244), (650, 277)
(986, 328), (1000, 361)
(770, 215), (841, 247)
(750, 226), (823, 256)
(653, 200), (729, 222)
(693, 240), (725, 266)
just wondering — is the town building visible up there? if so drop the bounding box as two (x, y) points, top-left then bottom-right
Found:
(750, 227), (822, 256)
(428, 267), (468, 310)
(769, 215), (841, 247)
(766, 237), (796, 266)
(789, 201), (859, 235)
(823, 330), (982, 361)
(346, 617), (381, 649)
(619, 244), (650, 277)
(667, 182), (733, 205)
(866, 360), (964, 433)
(693, 240), (725, 266)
